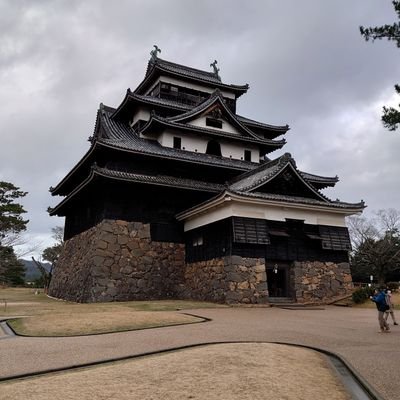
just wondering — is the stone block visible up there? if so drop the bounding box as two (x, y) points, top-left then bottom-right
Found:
(227, 272), (243, 282)
(237, 281), (249, 290)
(92, 256), (105, 267)
(230, 255), (243, 265)
(102, 233), (117, 245)
(97, 240), (108, 250)
(118, 235), (129, 245)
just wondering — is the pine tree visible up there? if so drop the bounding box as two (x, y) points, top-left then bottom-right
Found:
(0, 246), (25, 286)
(360, 1), (400, 131)
(0, 181), (29, 245)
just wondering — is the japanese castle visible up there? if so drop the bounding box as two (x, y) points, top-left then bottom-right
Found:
(48, 48), (364, 304)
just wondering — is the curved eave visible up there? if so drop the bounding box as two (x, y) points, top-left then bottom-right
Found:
(50, 143), (97, 196)
(49, 168), (97, 216)
(140, 116), (286, 149)
(134, 63), (249, 98)
(97, 139), (255, 172)
(299, 172), (339, 189)
(169, 92), (268, 142)
(111, 90), (190, 121)
(237, 115), (290, 134)
(49, 167), (224, 216)
(176, 190), (365, 222)
(94, 167), (224, 193)
(249, 162), (331, 203)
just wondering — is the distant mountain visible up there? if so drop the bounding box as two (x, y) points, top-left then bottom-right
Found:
(20, 259), (51, 282)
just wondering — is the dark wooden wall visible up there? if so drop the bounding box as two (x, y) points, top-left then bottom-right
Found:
(185, 217), (350, 264)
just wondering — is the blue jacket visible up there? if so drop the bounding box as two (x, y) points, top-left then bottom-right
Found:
(371, 291), (388, 312)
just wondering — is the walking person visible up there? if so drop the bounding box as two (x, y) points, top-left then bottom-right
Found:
(384, 289), (398, 326)
(370, 288), (391, 333)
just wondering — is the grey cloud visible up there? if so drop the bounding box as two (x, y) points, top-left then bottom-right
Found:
(1, 0), (399, 254)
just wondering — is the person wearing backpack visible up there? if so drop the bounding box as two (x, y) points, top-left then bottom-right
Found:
(384, 289), (398, 326)
(370, 288), (391, 333)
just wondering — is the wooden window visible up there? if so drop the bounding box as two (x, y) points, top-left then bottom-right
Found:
(173, 137), (182, 149)
(206, 140), (222, 156)
(244, 150), (252, 162)
(318, 226), (352, 251)
(233, 217), (270, 245)
(160, 83), (170, 91)
(206, 117), (223, 129)
(193, 234), (203, 247)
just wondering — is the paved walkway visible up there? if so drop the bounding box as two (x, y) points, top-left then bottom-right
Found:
(1, 306), (399, 400)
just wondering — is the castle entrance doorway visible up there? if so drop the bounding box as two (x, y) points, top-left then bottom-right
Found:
(266, 262), (290, 298)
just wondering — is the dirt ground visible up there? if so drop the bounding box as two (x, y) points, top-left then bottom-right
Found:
(0, 343), (351, 400)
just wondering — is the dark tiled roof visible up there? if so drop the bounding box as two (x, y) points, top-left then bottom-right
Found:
(148, 58), (223, 84)
(93, 165), (224, 192)
(140, 115), (286, 149)
(165, 90), (286, 146)
(135, 58), (249, 96)
(228, 153), (331, 203)
(111, 90), (191, 120)
(299, 171), (338, 188)
(49, 164), (224, 216)
(131, 92), (191, 110)
(99, 106), (256, 171)
(236, 114), (289, 133)
(228, 189), (365, 210)
(176, 189), (365, 221)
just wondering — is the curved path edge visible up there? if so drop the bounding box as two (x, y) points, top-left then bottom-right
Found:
(0, 339), (381, 400)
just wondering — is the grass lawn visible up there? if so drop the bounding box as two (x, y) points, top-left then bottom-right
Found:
(0, 287), (225, 336)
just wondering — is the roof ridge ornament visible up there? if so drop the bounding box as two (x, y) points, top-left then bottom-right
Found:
(150, 45), (161, 63)
(210, 59), (221, 81)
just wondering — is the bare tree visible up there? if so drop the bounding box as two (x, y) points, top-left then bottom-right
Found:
(32, 226), (64, 292)
(348, 209), (400, 285)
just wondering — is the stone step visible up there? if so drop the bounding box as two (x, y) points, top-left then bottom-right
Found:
(268, 297), (294, 303)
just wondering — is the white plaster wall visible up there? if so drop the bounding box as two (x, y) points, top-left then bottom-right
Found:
(131, 108), (151, 126)
(190, 116), (240, 134)
(221, 143), (259, 162)
(158, 130), (259, 162)
(183, 201), (348, 232)
(146, 76), (236, 99)
(158, 130), (207, 153)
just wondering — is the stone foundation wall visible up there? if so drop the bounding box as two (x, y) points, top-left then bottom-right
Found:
(294, 261), (353, 303)
(183, 256), (268, 304)
(49, 219), (185, 302)
(49, 219), (352, 304)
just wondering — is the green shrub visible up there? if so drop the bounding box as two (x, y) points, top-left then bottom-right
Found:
(386, 282), (400, 291)
(352, 286), (375, 304)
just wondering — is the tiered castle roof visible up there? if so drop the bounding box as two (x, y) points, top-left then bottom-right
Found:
(49, 54), (364, 217)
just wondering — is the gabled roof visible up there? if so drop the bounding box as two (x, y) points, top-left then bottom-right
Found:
(134, 58), (249, 98)
(140, 115), (286, 150)
(176, 189), (366, 222)
(228, 153), (330, 202)
(139, 91), (286, 151)
(99, 105), (258, 169)
(51, 104), (257, 196)
(167, 90), (272, 140)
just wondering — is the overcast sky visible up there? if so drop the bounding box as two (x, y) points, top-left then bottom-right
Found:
(1, 0), (399, 257)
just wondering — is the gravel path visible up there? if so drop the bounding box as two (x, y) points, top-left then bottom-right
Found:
(0, 306), (398, 400)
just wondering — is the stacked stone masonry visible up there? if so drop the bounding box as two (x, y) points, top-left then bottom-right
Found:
(183, 257), (268, 304)
(49, 219), (353, 304)
(294, 261), (353, 303)
(49, 220), (185, 302)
